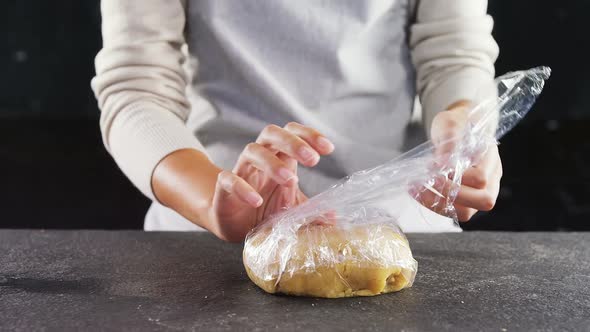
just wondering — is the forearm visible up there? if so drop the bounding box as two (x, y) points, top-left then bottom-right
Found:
(103, 103), (207, 200)
(152, 148), (222, 231)
(410, 0), (499, 136)
(92, 0), (208, 200)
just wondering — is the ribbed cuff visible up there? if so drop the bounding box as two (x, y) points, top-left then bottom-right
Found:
(421, 67), (496, 138)
(107, 102), (207, 201)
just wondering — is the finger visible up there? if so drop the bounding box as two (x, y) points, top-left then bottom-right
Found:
(321, 210), (338, 226)
(455, 203), (477, 222)
(412, 189), (452, 216)
(454, 183), (499, 212)
(276, 152), (299, 202)
(278, 150), (298, 173)
(409, 175), (458, 217)
(462, 167), (487, 190)
(238, 143), (299, 186)
(216, 170), (263, 208)
(284, 122), (335, 155)
(310, 216), (336, 226)
(307, 210), (337, 227)
(256, 124), (321, 167)
(473, 144), (500, 170)
(462, 151), (500, 189)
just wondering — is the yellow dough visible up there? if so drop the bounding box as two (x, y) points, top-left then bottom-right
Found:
(243, 223), (417, 298)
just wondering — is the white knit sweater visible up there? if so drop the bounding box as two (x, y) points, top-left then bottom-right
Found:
(92, 0), (498, 213)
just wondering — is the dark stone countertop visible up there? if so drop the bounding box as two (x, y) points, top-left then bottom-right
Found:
(0, 230), (588, 331)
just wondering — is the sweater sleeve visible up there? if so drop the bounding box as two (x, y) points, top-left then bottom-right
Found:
(410, 0), (500, 136)
(91, 0), (206, 200)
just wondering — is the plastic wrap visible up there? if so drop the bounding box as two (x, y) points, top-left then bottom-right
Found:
(243, 67), (551, 298)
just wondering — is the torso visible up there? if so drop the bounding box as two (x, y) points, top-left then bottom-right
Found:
(146, 0), (460, 233)
(183, 0), (418, 195)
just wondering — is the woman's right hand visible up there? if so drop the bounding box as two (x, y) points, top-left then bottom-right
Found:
(152, 122), (334, 242)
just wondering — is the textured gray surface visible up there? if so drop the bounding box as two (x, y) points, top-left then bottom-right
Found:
(0, 230), (588, 332)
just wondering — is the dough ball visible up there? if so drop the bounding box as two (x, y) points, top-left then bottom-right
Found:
(243, 222), (417, 298)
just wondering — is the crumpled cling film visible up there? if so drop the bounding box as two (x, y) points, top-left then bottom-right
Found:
(243, 67), (551, 298)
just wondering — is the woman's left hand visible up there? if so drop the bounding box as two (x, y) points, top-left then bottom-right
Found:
(429, 101), (503, 222)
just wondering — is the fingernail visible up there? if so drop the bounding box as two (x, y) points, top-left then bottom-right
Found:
(245, 192), (263, 207)
(316, 136), (334, 151)
(278, 167), (298, 183)
(298, 147), (318, 163)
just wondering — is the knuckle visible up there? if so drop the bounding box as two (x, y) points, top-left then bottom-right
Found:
(457, 209), (469, 222)
(481, 194), (497, 211)
(217, 170), (231, 181)
(445, 119), (462, 133)
(264, 124), (281, 134)
(475, 173), (488, 188)
(436, 115), (464, 137)
(270, 164), (286, 176)
(217, 170), (237, 191)
(279, 137), (303, 154)
(244, 142), (259, 153)
(284, 122), (300, 130)
(217, 230), (242, 243)
(434, 111), (450, 121)
(458, 207), (476, 222)
(458, 214), (469, 223)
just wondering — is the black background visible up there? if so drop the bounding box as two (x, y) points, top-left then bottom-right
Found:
(0, 1), (588, 230)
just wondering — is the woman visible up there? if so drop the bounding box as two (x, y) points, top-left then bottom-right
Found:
(92, 0), (501, 241)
